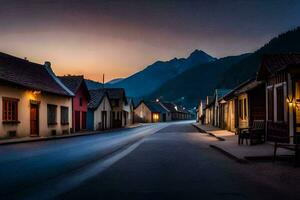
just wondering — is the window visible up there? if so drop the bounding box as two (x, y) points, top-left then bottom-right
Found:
(244, 98), (247, 118)
(47, 104), (57, 125)
(61, 106), (69, 125)
(2, 97), (19, 122)
(267, 88), (274, 121)
(276, 85), (284, 122)
(239, 100), (243, 119)
(79, 97), (83, 107)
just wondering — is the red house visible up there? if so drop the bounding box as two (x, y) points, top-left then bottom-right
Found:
(59, 75), (90, 132)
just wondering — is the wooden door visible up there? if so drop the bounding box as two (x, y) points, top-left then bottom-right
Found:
(30, 104), (39, 136)
(75, 111), (80, 132)
(82, 111), (86, 130)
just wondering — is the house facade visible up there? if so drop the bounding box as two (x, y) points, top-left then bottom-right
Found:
(257, 54), (300, 144)
(134, 101), (169, 123)
(105, 88), (128, 128)
(123, 98), (135, 125)
(59, 75), (90, 132)
(87, 89), (112, 131)
(0, 53), (73, 138)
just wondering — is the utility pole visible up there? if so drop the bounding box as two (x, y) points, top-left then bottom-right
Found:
(102, 73), (105, 89)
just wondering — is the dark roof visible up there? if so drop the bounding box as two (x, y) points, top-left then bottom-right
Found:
(215, 89), (232, 100)
(105, 88), (127, 104)
(160, 102), (177, 112)
(0, 52), (73, 96)
(257, 54), (300, 80)
(141, 101), (169, 113)
(221, 78), (254, 101)
(88, 89), (108, 110)
(234, 79), (264, 95)
(59, 75), (90, 100)
(59, 75), (84, 93)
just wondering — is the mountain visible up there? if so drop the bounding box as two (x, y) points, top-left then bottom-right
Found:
(109, 50), (216, 97)
(106, 78), (124, 85)
(147, 54), (250, 108)
(85, 79), (103, 90)
(220, 27), (300, 88)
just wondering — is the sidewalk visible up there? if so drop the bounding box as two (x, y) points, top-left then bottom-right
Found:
(192, 123), (235, 141)
(0, 123), (144, 145)
(193, 123), (293, 163)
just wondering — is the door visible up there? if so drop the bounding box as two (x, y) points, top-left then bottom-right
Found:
(75, 111), (80, 132)
(102, 111), (107, 130)
(82, 111), (86, 130)
(30, 104), (39, 136)
(162, 113), (166, 122)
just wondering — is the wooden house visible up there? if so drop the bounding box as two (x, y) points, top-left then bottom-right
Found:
(59, 75), (90, 132)
(0, 52), (73, 138)
(218, 78), (266, 133)
(257, 54), (300, 144)
(87, 89), (111, 131)
(213, 89), (232, 127)
(197, 100), (206, 123)
(204, 96), (214, 125)
(105, 88), (128, 128)
(123, 98), (135, 125)
(234, 79), (265, 130)
(159, 102), (179, 121)
(134, 101), (169, 123)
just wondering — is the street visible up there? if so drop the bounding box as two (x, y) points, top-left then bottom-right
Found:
(0, 121), (298, 200)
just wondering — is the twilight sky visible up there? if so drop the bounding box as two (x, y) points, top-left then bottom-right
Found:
(1, 0), (300, 82)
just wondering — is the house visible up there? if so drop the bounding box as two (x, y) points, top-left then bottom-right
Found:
(159, 102), (180, 121)
(257, 54), (300, 144)
(204, 96), (214, 125)
(134, 101), (170, 123)
(0, 52), (73, 138)
(103, 88), (128, 128)
(234, 79), (265, 130)
(124, 98), (135, 125)
(87, 89), (111, 131)
(197, 100), (206, 123)
(218, 78), (266, 132)
(59, 75), (90, 132)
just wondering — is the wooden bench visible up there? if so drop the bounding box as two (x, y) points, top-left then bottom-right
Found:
(238, 120), (265, 145)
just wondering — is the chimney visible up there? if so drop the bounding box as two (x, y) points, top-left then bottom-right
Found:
(44, 61), (51, 68)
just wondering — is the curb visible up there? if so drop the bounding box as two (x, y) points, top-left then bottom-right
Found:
(191, 124), (225, 141)
(0, 124), (144, 146)
(209, 144), (249, 164)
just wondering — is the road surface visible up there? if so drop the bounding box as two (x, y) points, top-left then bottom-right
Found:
(0, 123), (169, 199)
(0, 121), (297, 200)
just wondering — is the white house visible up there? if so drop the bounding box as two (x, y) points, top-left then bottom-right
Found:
(0, 52), (73, 138)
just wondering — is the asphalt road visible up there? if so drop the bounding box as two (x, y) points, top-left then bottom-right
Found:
(0, 123), (169, 199)
(59, 121), (293, 200)
(1, 121), (297, 200)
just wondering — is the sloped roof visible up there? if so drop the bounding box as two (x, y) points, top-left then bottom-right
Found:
(234, 79), (264, 95)
(257, 54), (300, 80)
(160, 102), (177, 112)
(221, 78), (254, 101)
(88, 89), (107, 110)
(215, 89), (232, 100)
(141, 101), (169, 113)
(0, 52), (73, 96)
(105, 88), (127, 104)
(59, 75), (84, 94)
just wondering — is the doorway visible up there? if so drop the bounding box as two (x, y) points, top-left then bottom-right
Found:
(102, 111), (107, 130)
(75, 111), (80, 132)
(30, 104), (39, 136)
